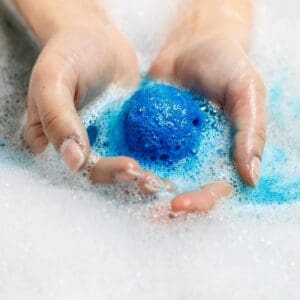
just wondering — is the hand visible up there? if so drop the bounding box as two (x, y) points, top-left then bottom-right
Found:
(146, 1), (266, 217)
(16, 0), (181, 197)
(24, 23), (140, 171)
(150, 6), (266, 188)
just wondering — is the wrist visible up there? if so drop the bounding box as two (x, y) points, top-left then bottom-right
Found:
(13, 0), (110, 45)
(179, 1), (252, 49)
(197, 25), (250, 50)
(43, 17), (110, 45)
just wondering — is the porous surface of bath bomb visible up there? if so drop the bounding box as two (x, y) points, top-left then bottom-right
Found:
(123, 83), (204, 164)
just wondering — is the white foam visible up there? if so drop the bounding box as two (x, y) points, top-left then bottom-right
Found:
(0, 0), (300, 299)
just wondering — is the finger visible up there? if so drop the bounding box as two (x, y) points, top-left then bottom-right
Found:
(90, 156), (143, 184)
(170, 182), (232, 215)
(29, 54), (90, 171)
(225, 69), (266, 187)
(90, 157), (174, 196)
(175, 41), (266, 186)
(138, 171), (162, 195)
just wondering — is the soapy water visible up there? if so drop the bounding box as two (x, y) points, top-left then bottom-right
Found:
(0, 0), (300, 299)
(83, 81), (231, 194)
(83, 81), (299, 204)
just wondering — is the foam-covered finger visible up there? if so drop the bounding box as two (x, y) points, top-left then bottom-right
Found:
(138, 171), (161, 195)
(139, 174), (176, 195)
(150, 202), (173, 223)
(90, 156), (142, 184)
(161, 178), (177, 193)
(171, 182), (232, 214)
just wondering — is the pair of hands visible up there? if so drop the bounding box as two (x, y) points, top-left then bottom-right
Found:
(23, 9), (266, 218)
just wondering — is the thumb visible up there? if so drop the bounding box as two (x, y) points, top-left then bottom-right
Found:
(27, 60), (90, 171)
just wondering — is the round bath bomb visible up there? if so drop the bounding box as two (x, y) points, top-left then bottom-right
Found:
(123, 83), (204, 164)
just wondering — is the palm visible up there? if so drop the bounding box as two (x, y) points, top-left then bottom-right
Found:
(151, 37), (266, 187)
(140, 34), (266, 218)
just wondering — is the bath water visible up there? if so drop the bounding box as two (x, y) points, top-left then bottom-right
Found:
(0, 0), (300, 299)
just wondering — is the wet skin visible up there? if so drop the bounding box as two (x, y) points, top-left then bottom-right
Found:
(13, 0), (265, 218)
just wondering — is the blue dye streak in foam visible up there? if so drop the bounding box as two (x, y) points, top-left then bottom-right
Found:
(241, 144), (300, 204)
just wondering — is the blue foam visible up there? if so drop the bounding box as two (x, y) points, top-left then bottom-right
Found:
(243, 176), (300, 204)
(240, 144), (300, 204)
(85, 79), (300, 205)
(121, 83), (205, 164)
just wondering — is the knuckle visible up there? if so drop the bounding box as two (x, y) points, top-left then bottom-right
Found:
(41, 109), (82, 147)
(255, 126), (266, 145)
(42, 110), (62, 134)
(24, 122), (38, 140)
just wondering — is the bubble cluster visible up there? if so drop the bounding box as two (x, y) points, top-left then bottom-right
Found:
(84, 80), (229, 187)
(122, 83), (205, 164)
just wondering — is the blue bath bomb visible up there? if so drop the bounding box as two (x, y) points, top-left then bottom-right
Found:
(122, 83), (204, 164)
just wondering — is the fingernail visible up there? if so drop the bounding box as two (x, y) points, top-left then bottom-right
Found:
(115, 168), (143, 183)
(144, 183), (161, 193)
(250, 156), (261, 186)
(60, 138), (85, 171)
(125, 168), (143, 178)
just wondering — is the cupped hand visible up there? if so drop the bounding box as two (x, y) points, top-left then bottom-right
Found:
(24, 24), (140, 171)
(146, 3), (267, 217)
(150, 35), (266, 187)
(24, 23), (177, 196)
